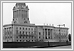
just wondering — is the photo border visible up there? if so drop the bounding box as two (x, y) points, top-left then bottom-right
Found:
(0, 0), (73, 51)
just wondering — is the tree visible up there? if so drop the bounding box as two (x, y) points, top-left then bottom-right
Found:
(68, 34), (71, 41)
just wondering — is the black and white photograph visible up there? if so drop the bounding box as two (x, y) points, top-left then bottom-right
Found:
(1, 1), (73, 50)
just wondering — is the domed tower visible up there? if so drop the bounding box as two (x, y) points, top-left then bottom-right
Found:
(12, 3), (30, 24)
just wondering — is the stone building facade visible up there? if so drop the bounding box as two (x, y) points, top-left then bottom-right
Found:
(3, 3), (69, 42)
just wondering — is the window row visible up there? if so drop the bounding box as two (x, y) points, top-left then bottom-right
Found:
(4, 36), (12, 39)
(4, 27), (12, 30)
(16, 40), (35, 42)
(16, 36), (35, 39)
(16, 27), (34, 30)
(16, 31), (34, 34)
(54, 30), (67, 32)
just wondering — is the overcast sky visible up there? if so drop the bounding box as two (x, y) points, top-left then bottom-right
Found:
(3, 3), (71, 34)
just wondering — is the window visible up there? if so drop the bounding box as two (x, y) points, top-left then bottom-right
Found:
(10, 36), (12, 38)
(4, 28), (6, 30)
(49, 37), (50, 39)
(31, 32), (33, 34)
(20, 27), (21, 30)
(28, 40), (30, 42)
(26, 28), (27, 30)
(16, 30), (18, 34)
(23, 28), (24, 30)
(28, 18), (29, 20)
(29, 32), (30, 34)
(17, 40), (18, 42)
(26, 36), (27, 38)
(14, 21), (16, 23)
(16, 36), (18, 38)
(24, 21), (27, 23)
(20, 36), (21, 38)
(39, 37), (40, 38)
(26, 32), (27, 34)
(31, 36), (33, 38)
(43, 37), (44, 39)
(13, 19), (14, 21)
(39, 32), (41, 35)
(46, 37), (47, 39)
(5, 37), (7, 39)
(29, 28), (30, 30)
(31, 28), (33, 30)
(9, 27), (11, 29)
(8, 37), (9, 38)
(23, 31), (24, 34)
(20, 40), (21, 42)
(26, 40), (27, 42)
(24, 18), (25, 20)
(32, 40), (33, 42)
(23, 40), (24, 42)
(28, 37), (29, 38)
(16, 27), (18, 29)
(20, 31), (21, 34)
(23, 36), (24, 38)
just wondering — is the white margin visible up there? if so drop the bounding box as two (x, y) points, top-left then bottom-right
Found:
(1, 1), (73, 50)
(72, 1), (73, 50)
(1, 1), (3, 50)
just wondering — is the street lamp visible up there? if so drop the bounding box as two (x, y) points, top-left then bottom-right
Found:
(57, 24), (65, 42)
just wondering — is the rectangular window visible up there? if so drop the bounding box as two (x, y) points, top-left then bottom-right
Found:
(29, 28), (30, 30)
(31, 28), (33, 30)
(29, 32), (30, 34)
(16, 30), (18, 34)
(16, 27), (18, 29)
(23, 36), (24, 38)
(31, 32), (33, 34)
(23, 31), (24, 34)
(20, 27), (21, 30)
(49, 37), (50, 39)
(20, 31), (21, 34)
(26, 28), (27, 30)
(26, 32), (27, 34)
(39, 37), (40, 38)
(23, 28), (24, 30)
(39, 32), (41, 35)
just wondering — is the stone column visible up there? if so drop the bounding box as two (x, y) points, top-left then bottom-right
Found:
(50, 29), (52, 39)
(47, 29), (48, 39)
(43, 28), (45, 40)
(48, 29), (50, 39)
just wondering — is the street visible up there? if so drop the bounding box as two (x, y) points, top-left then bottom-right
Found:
(48, 45), (71, 49)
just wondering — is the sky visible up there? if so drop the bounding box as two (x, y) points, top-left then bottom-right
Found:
(3, 3), (71, 34)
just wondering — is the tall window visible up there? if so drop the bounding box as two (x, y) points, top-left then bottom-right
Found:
(39, 32), (41, 36)
(16, 30), (18, 34)
(24, 21), (27, 23)
(23, 31), (24, 34)
(29, 28), (30, 30)
(20, 27), (21, 30)
(26, 32), (27, 34)
(26, 28), (27, 30)
(45, 29), (47, 39)
(23, 28), (24, 30)
(20, 31), (21, 34)
(16, 27), (18, 29)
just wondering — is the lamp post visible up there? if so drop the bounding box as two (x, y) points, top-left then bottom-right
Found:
(57, 24), (65, 42)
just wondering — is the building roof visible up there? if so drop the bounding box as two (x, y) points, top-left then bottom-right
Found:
(16, 3), (26, 6)
(3, 24), (69, 29)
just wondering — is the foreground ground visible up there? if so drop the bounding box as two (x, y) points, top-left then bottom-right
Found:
(48, 45), (71, 49)
(3, 42), (71, 48)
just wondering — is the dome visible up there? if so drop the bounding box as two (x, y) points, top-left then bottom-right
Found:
(16, 3), (26, 6)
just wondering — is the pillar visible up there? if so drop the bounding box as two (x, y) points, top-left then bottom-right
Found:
(47, 29), (48, 39)
(43, 28), (45, 40)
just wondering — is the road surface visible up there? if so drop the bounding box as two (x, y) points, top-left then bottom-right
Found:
(48, 45), (71, 49)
